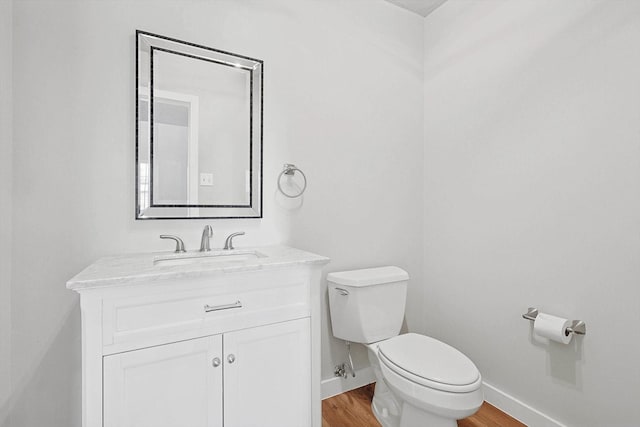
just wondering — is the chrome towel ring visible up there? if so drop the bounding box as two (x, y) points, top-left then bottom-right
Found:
(277, 163), (307, 198)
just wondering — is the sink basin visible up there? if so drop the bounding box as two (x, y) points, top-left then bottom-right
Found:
(154, 250), (266, 267)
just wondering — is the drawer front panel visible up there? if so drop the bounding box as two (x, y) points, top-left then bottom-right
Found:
(103, 278), (309, 353)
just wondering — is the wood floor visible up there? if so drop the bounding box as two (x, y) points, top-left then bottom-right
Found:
(322, 384), (527, 427)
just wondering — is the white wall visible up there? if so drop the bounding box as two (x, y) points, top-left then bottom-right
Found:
(423, 1), (640, 425)
(0, 0), (13, 425)
(8, 1), (424, 425)
(280, 1), (425, 383)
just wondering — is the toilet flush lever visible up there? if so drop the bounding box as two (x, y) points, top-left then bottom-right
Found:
(335, 287), (349, 296)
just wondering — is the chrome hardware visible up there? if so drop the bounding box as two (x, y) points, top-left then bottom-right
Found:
(277, 163), (307, 198)
(223, 231), (245, 250)
(204, 300), (242, 313)
(227, 354), (236, 364)
(566, 320), (587, 336)
(212, 357), (221, 368)
(522, 307), (539, 321)
(334, 342), (356, 379)
(522, 307), (586, 336)
(335, 287), (350, 296)
(200, 225), (213, 252)
(159, 235), (186, 253)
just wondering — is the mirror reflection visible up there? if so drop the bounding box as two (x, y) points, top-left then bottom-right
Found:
(136, 31), (263, 219)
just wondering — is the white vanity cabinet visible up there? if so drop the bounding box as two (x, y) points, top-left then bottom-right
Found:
(103, 318), (310, 427)
(222, 318), (311, 427)
(103, 334), (224, 427)
(68, 246), (328, 427)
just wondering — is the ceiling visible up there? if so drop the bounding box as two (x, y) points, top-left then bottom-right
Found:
(385, 0), (448, 17)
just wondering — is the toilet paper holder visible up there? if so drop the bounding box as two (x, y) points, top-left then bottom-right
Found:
(522, 307), (587, 336)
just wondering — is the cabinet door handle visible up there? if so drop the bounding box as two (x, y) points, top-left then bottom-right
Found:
(204, 300), (242, 313)
(227, 354), (236, 364)
(212, 357), (221, 368)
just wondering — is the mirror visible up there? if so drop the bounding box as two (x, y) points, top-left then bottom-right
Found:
(136, 31), (263, 219)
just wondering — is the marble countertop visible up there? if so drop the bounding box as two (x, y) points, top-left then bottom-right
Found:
(67, 245), (330, 291)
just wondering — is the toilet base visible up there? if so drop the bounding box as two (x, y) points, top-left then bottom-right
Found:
(370, 381), (401, 427)
(370, 380), (457, 427)
(372, 400), (397, 427)
(399, 402), (457, 427)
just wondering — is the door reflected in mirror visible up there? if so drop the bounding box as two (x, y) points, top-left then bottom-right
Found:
(136, 31), (263, 219)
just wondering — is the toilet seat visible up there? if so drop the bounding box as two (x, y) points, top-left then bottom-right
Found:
(378, 333), (481, 393)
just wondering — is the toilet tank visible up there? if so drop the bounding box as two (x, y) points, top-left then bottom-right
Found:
(327, 266), (409, 344)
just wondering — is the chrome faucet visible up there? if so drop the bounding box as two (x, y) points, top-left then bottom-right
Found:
(223, 231), (245, 250)
(160, 235), (186, 253)
(200, 225), (213, 252)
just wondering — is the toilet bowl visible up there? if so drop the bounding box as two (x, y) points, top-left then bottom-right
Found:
(376, 334), (483, 426)
(327, 267), (483, 427)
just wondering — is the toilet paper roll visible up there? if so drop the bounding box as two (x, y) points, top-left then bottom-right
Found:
(533, 313), (573, 344)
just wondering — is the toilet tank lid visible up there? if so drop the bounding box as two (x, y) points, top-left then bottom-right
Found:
(327, 266), (409, 287)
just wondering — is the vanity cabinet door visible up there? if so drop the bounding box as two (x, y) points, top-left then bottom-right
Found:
(103, 335), (223, 427)
(223, 318), (311, 427)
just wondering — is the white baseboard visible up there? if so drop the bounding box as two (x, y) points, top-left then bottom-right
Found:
(483, 381), (566, 427)
(321, 367), (376, 400)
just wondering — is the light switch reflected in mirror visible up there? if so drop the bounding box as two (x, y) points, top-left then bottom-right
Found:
(136, 31), (263, 219)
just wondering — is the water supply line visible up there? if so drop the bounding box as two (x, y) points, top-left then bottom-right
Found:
(333, 341), (357, 379)
(346, 341), (356, 378)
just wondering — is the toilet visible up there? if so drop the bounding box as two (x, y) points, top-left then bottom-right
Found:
(327, 266), (483, 427)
